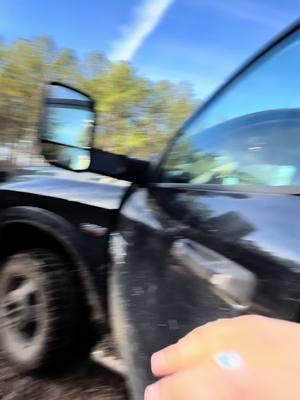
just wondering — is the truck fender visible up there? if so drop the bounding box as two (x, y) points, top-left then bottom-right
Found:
(0, 206), (104, 327)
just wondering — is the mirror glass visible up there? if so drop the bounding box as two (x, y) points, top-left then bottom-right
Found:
(44, 106), (94, 148)
(48, 86), (90, 101)
(42, 143), (91, 171)
(40, 83), (95, 171)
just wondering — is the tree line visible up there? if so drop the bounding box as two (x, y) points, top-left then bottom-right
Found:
(0, 36), (198, 161)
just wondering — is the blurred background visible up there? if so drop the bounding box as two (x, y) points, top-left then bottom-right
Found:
(0, 1), (299, 399)
(0, 0), (297, 168)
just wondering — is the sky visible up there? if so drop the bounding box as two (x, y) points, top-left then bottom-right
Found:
(1, 0), (299, 99)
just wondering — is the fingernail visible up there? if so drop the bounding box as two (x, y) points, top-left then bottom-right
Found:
(144, 384), (160, 400)
(151, 352), (166, 372)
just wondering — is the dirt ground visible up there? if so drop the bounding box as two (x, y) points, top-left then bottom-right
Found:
(0, 349), (128, 400)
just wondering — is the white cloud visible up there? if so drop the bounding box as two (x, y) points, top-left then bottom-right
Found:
(108, 0), (175, 62)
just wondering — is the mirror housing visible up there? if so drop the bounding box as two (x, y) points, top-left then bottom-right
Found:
(40, 82), (95, 171)
(39, 82), (149, 183)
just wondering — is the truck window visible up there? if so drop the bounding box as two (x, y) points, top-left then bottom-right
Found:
(160, 28), (300, 187)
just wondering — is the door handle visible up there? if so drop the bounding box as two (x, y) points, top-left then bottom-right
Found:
(171, 239), (257, 309)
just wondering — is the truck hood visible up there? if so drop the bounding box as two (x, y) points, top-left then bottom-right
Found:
(0, 167), (128, 210)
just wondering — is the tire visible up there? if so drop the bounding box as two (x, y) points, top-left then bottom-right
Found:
(0, 248), (89, 372)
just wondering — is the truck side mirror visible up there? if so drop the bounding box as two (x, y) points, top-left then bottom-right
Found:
(40, 82), (95, 171)
(39, 81), (150, 183)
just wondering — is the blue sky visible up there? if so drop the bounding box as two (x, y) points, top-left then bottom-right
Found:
(1, 0), (298, 99)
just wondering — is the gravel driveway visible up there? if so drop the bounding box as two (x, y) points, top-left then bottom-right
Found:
(0, 349), (128, 400)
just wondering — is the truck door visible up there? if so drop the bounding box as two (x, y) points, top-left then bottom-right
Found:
(111, 25), (300, 400)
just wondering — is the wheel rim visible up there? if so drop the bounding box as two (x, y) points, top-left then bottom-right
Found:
(0, 257), (43, 345)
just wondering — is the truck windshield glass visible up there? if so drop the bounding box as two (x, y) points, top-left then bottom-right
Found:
(161, 28), (300, 187)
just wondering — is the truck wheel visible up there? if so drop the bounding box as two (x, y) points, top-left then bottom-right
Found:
(0, 249), (87, 372)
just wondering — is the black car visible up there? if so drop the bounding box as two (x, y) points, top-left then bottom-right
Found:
(1, 21), (300, 400)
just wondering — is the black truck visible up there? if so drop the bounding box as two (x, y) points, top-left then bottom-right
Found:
(1, 22), (300, 400)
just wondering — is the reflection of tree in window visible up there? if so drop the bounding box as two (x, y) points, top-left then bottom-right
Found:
(163, 136), (196, 182)
(162, 109), (300, 186)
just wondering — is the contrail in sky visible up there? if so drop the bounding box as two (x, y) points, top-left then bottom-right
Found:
(109, 0), (175, 62)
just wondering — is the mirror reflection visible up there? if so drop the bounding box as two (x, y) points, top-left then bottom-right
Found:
(48, 86), (91, 101)
(43, 105), (94, 148)
(43, 143), (91, 171)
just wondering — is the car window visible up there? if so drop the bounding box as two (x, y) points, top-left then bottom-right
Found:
(160, 28), (300, 187)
